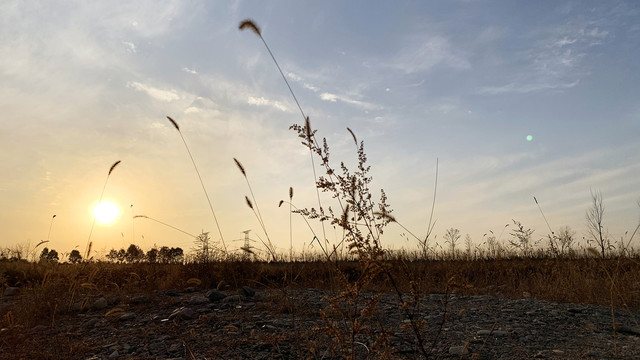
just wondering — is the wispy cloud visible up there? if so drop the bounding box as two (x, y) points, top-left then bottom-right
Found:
(247, 96), (289, 112)
(128, 81), (180, 102)
(122, 41), (136, 53)
(183, 67), (198, 74)
(388, 35), (470, 74)
(320, 92), (381, 110)
(478, 20), (610, 95)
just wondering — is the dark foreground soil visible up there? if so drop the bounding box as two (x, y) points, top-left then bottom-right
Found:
(2, 286), (639, 359)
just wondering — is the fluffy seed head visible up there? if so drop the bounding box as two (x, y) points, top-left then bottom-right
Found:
(239, 19), (261, 36)
(245, 196), (254, 209)
(347, 127), (357, 146)
(166, 116), (180, 131)
(108, 160), (121, 176)
(278, 200), (284, 208)
(289, 187), (293, 200)
(305, 117), (312, 142)
(234, 158), (246, 176)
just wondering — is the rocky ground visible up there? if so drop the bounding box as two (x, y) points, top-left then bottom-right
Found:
(2, 285), (640, 359)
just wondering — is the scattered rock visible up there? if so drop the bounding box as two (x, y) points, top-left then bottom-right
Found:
(93, 297), (108, 310)
(108, 350), (119, 358)
(82, 318), (101, 329)
(168, 307), (196, 321)
(189, 295), (209, 305)
(615, 325), (640, 336)
(222, 295), (244, 304)
(3, 287), (19, 297)
(168, 342), (182, 353)
(449, 345), (468, 355)
(240, 286), (256, 297)
(206, 289), (227, 302)
(119, 312), (136, 321)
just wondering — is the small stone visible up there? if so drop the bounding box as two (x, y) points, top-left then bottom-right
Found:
(108, 350), (119, 358)
(615, 325), (640, 336)
(169, 307), (196, 321)
(189, 295), (209, 305)
(222, 295), (243, 304)
(165, 289), (181, 297)
(522, 291), (531, 298)
(493, 330), (507, 337)
(477, 330), (491, 336)
(82, 318), (100, 329)
(71, 301), (87, 312)
(29, 325), (47, 333)
(93, 297), (108, 310)
(119, 312), (136, 321)
(168, 342), (182, 352)
(240, 286), (256, 297)
(3, 287), (19, 297)
(130, 295), (147, 305)
(206, 289), (227, 302)
(449, 345), (468, 355)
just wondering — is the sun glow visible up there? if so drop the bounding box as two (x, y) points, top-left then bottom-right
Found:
(93, 201), (120, 224)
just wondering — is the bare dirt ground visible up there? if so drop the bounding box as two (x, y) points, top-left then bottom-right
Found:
(2, 285), (640, 359)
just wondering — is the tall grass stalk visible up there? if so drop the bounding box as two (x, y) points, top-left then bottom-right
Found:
(133, 215), (197, 238)
(534, 196), (554, 235)
(233, 158), (275, 260)
(419, 158), (438, 258)
(46, 214), (56, 242)
(166, 116), (226, 253)
(239, 19), (328, 249)
(85, 160), (121, 259)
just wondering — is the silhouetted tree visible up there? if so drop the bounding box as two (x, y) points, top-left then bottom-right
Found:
(39, 248), (59, 263)
(125, 244), (144, 263)
(68, 250), (82, 264)
(586, 190), (610, 258)
(443, 228), (461, 258)
(146, 247), (158, 263)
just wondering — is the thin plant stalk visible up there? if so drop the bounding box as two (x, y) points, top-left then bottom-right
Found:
(85, 160), (121, 259)
(534, 196), (554, 235)
(47, 214), (56, 241)
(245, 196), (276, 261)
(421, 158), (438, 258)
(239, 19), (328, 247)
(133, 215), (197, 238)
(233, 158), (270, 241)
(289, 187), (293, 261)
(167, 116), (226, 252)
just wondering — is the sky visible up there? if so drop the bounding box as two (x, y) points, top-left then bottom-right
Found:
(1, 1), (639, 259)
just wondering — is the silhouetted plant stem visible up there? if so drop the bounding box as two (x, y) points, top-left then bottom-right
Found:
(85, 160), (121, 259)
(166, 116), (226, 253)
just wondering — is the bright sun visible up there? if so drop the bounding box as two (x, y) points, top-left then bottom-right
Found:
(93, 201), (120, 224)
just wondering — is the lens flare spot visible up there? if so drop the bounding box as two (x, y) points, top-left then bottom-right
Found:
(526, 135), (533, 141)
(93, 201), (120, 224)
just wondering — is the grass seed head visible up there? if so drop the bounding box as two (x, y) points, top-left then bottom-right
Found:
(239, 19), (261, 36)
(246, 196), (254, 210)
(108, 160), (121, 176)
(166, 116), (180, 131)
(234, 158), (246, 176)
